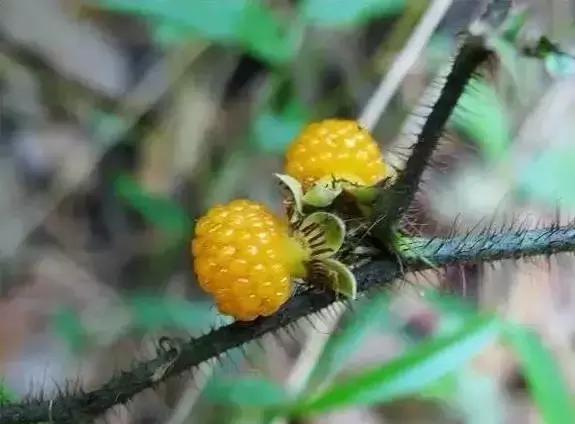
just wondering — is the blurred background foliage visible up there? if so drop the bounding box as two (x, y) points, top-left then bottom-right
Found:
(2, 0), (575, 423)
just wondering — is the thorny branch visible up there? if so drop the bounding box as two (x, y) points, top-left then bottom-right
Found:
(6, 1), (565, 423)
(401, 225), (575, 266)
(3, 224), (575, 423)
(371, 0), (512, 236)
(372, 33), (492, 236)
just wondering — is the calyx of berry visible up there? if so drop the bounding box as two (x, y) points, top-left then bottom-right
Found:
(275, 173), (304, 222)
(302, 177), (344, 207)
(292, 211), (345, 259)
(317, 258), (357, 299)
(276, 174), (358, 299)
(275, 173), (380, 210)
(290, 211), (357, 300)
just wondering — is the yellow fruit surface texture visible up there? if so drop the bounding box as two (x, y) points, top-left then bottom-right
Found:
(285, 119), (388, 189)
(192, 199), (304, 321)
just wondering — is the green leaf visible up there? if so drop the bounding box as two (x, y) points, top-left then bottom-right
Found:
(423, 290), (476, 318)
(501, 8), (529, 42)
(319, 258), (357, 299)
(52, 307), (88, 352)
(422, 291), (477, 336)
(302, 181), (343, 207)
(300, 0), (404, 28)
(53, 298), (216, 350)
(96, 0), (242, 42)
(129, 296), (215, 331)
(96, 0), (297, 64)
(424, 368), (504, 424)
(238, 1), (300, 65)
(114, 174), (191, 238)
(305, 293), (392, 392)
(345, 185), (379, 204)
(291, 314), (500, 416)
(504, 324), (575, 424)
(252, 98), (309, 153)
(153, 20), (195, 46)
(545, 53), (575, 78)
(204, 376), (289, 408)
(0, 381), (16, 405)
(299, 212), (346, 258)
(450, 79), (512, 160)
(452, 369), (504, 424)
(89, 110), (130, 145)
(519, 144), (575, 207)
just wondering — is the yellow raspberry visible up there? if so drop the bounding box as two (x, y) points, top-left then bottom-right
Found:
(191, 199), (308, 321)
(285, 119), (389, 189)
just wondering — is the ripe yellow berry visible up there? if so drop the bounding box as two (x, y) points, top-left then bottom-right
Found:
(285, 119), (389, 189)
(191, 199), (308, 321)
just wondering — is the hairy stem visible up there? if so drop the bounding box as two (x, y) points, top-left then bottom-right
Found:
(400, 225), (575, 266)
(372, 34), (491, 237)
(0, 261), (399, 424)
(3, 224), (575, 423)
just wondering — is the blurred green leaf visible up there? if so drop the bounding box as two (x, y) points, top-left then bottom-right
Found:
(239, 1), (300, 65)
(54, 297), (215, 350)
(504, 324), (575, 424)
(453, 369), (504, 424)
(114, 174), (191, 238)
(0, 381), (15, 405)
(300, 0), (404, 27)
(90, 111), (130, 145)
(153, 21), (194, 46)
(423, 291), (477, 337)
(129, 296), (215, 331)
(305, 293), (391, 392)
(52, 308), (87, 352)
(424, 290), (475, 318)
(205, 376), (289, 407)
(451, 79), (512, 160)
(521, 36), (575, 78)
(545, 53), (575, 78)
(292, 314), (500, 416)
(420, 372), (458, 400)
(97, 0), (241, 41)
(96, 0), (297, 64)
(489, 37), (522, 90)
(424, 368), (504, 424)
(519, 144), (575, 207)
(251, 98), (309, 154)
(501, 8), (529, 42)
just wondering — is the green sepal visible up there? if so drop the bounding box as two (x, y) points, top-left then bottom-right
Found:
(302, 178), (386, 209)
(275, 173), (304, 217)
(298, 211), (346, 259)
(319, 258), (357, 299)
(345, 185), (378, 204)
(302, 181), (343, 207)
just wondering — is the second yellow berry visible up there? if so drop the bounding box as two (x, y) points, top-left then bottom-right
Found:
(285, 119), (389, 189)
